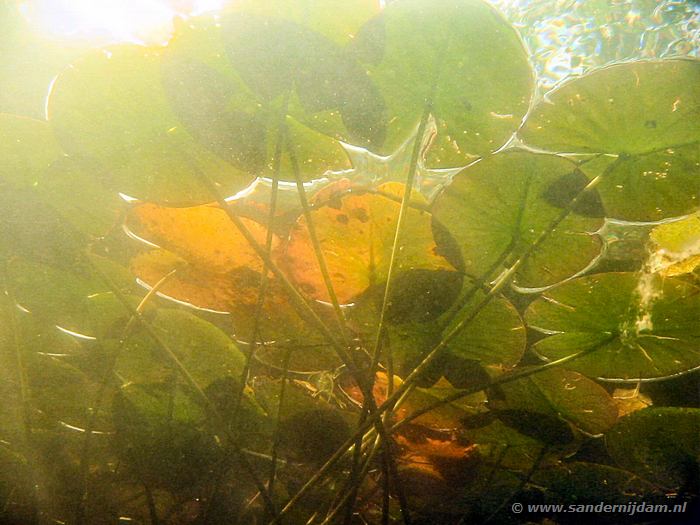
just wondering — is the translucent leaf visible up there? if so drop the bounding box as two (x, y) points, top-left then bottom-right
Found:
(499, 368), (618, 436)
(162, 13), (361, 177)
(117, 309), (246, 389)
(0, 114), (63, 186)
(606, 408), (700, 490)
(47, 46), (254, 204)
(526, 272), (700, 380)
(433, 151), (604, 290)
(353, 0), (534, 165)
(283, 183), (457, 303)
(580, 143), (700, 222)
(126, 202), (277, 274)
(520, 60), (700, 155)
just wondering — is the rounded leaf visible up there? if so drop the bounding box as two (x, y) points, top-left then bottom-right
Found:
(48, 46), (254, 204)
(526, 272), (700, 380)
(520, 60), (700, 155)
(433, 151), (604, 290)
(354, 0), (534, 165)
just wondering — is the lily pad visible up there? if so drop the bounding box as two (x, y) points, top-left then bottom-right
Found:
(606, 407), (700, 490)
(444, 290), (526, 375)
(433, 151), (604, 290)
(579, 142), (700, 222)
(526, 272), (700, 380)
(0, 114), (63, 186)
(352, 0), (534, 165)
(519, 60), (700, 155)
(117, 309), (246, 389)
(499, 368), (618, 436)
(126, 202), (277, 274)
(283, 183), (457, 303)
(47, 46), (254, 204)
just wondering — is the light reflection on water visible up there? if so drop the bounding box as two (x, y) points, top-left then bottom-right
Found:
(489, 0), (700, 88)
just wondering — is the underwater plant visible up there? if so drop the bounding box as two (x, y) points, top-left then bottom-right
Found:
(1, 0), (699, 523)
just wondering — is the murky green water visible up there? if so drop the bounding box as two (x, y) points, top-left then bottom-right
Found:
(1, 1), (699, 524)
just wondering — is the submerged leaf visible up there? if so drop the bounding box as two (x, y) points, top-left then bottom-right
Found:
(606, 408), (700, 490)
(497, 368), (618, 436)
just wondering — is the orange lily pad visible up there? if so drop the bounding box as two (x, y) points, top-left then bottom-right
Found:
(127, 202), (278, 273)
(283, 183), (456, 303)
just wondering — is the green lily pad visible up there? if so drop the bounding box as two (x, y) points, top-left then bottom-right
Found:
(579, 142), (700, 222)
(6, 258), (106, 336)
(443, 290), (526, 375)
(499, 368), (618, 436)
(433, 151), (604, 290)
(117, 309), (246, 389)
(0, 114), (63, 186)
(353, 0), (534, 165)
(606, 408), (700, 490)
(47, 46), (254, 204)
(163, 15), (355, 181)
(520, 60), (700, 155)
(526, 272), (700, 380)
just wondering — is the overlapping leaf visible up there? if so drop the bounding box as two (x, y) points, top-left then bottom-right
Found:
(48, 46), (254, 204)
(526, 272), (700, 380)
(283, 183), (457, 303)
(351, 0), (534, 165)
(521, 60), (700, 221)
(433, 151), (604, 290)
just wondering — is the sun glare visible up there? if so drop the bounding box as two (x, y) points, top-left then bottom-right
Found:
(18, 0), (229, 46)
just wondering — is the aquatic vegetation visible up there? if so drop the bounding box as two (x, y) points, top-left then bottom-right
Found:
(1, 0), (699, 523)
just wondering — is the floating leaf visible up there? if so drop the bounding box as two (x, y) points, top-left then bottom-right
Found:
(222, 13), (386, 148)
(283, 183), (456, 303)
(117, 309), (246, 389)
(444, 290), (526, 375)
(0, 114), (63, 186)
(353, 0), (533, 165)
(48, 46), (254, 204)
(433, 151), (604, 290)
(526, 272), (700, 380)
(498, 368), (618, 436)
(582, 143), (700, 222)
(520, 60), (700, 155)
(127, 202), (277, 274)
(648, 213), (700, 277)
(606, 408), (700, 490)
(6, 258), (107, 337)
